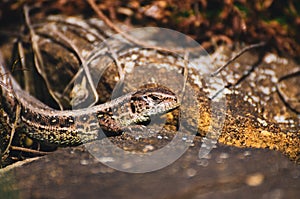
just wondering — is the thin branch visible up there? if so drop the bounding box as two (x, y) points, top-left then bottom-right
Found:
(0, 157), (41, 173)
(17, 41), (34, 94)
(210, 42), (266, 77)
(10, 146), (50, 155)
(2, 104), (21, 155)
(54, 30), (99, 107)
(87, 0), (144, 46)
(87, 0), (206, 54)
(23, 5), (64, 109)
(179, 51), (189, 103)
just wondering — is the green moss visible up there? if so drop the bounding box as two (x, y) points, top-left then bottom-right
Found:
(234, 2), (249, 16)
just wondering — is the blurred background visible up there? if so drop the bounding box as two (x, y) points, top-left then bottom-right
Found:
(0, 0), (299, 61)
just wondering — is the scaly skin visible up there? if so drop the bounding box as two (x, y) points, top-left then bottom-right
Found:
(0, 60), (179, 146)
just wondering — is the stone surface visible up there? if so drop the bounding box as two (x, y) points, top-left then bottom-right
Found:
(1, 141), (299, 199)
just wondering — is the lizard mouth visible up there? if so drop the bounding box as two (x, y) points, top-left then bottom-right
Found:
(146, 101), (180, 117)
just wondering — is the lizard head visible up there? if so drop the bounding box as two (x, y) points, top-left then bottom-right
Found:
(129, 87), (179, 123)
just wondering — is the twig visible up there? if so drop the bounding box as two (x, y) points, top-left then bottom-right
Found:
(10, 146), (50, 155)
(2, 105), (21, 155)
(23, 5), (64, 109)
(210, 42), (266, 77)
(87, 0), (206, 54)
(179, 51), (189, 103)
(0, 157), (41, 173)
(54, 30), (99, 107)
(87, 0), (143, 46)
(17, 41), (32, 93)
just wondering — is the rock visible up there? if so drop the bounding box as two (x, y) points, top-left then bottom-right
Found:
(1, 140), (299, 199)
